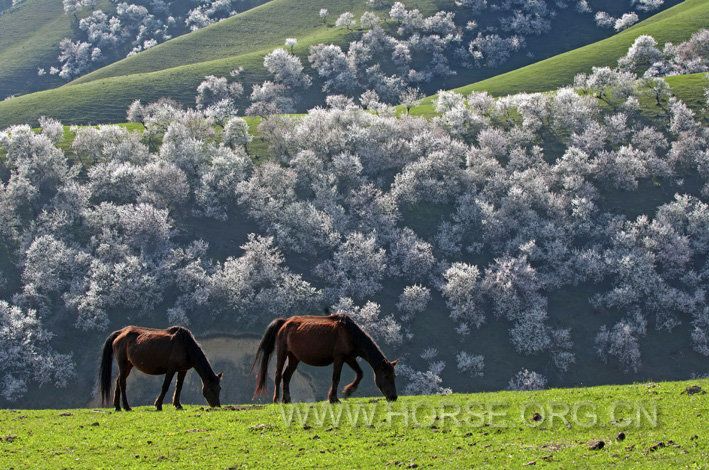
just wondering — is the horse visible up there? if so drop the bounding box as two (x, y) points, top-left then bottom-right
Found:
(99, 326), (223, 411)
(253, 313), (398, 403)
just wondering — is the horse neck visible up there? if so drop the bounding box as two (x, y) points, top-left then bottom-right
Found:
(185, 335), (217, 383)
(353, 330), (387, 371)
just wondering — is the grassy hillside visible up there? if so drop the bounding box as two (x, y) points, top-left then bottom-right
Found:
(407, 0), (708, 115)
(0, 0), (689, 127)
(0, 0), (426, 127)
(0, 379), (706, 467)
(70, 0), (380, 84)
(408, 72), (709, 118)
(69, 0), (652, 87)
(666, 73), (709, 115)
(0, 0), (71, 99)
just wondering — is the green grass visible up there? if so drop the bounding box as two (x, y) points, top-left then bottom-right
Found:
(409, 72), (709, 119)
(46, 117), (269, 161)
(666, 73), (709, 115)
(410, 0), (709, 116)
(0, 379), (706, 468)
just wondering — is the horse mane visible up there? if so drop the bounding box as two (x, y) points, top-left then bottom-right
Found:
(335, 314), (388, 370)
(171, 326), (217, 381)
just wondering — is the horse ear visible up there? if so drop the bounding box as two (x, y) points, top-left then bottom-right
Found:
(218, 372), (224, 380)
(390, 359), (399, 368)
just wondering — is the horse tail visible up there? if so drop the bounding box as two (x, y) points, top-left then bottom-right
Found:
(99, 330), (121, 406)
(252, 318), (286, 397)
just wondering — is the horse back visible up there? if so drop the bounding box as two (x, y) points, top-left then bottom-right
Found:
(113, 326), (191, 374)
(281, 315), (355, 364)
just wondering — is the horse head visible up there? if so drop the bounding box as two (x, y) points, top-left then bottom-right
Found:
(374, 360), (398, 401)
(202, 372), (223, 407)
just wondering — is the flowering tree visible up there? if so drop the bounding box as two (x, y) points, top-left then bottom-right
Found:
(508, 369), (547, 391)
(195, 73), (244, 124)
(335, 12), (356, 30)
(396, 285), (431, 322)
(456, 351), (484, 377)
(398, 348), (452, 395)
(222, 116), (252, 149)
(0, 301), (75, 401)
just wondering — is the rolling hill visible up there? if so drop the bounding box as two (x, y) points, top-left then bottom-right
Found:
(0, 379), (706, 467)
(0, 0), (72, 99)
(410, 0), (709, 116)
(0, 0), (694, 128)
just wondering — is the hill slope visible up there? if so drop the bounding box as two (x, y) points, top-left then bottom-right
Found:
(410, 0), (708, 115)
(70, 0), (375, 84)
(0, 0), (692, 127)
(0, 379), (706, 467)
(0, 0), (71, 99)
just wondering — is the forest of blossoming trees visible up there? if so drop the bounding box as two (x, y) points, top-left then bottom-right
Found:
(190, 4), (706, 122)
(28, 0), (673, 88)
(1, 24), (708, 404)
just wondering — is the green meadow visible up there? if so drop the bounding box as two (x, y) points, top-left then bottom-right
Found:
(0, 379), (706, 468)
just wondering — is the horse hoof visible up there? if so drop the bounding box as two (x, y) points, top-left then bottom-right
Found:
(114, 408), (121, 412)
(174, 405), (183, 410)
(124, 407), (133, 412)
(329, 398), (340, 404)
(155, 406), (162, 411)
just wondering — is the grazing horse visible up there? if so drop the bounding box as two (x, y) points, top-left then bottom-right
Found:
(99, 326), (222, 411)
(253, 313), (398, 403)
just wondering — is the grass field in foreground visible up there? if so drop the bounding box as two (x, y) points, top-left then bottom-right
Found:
(0, 378), (706, 468)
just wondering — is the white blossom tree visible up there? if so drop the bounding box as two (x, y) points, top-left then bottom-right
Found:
(0, 301), (75, 401)
(508, 369), (547, 390)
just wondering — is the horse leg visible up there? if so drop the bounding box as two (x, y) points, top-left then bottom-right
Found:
(328, 357), (344, 404)
(281, 354), (300, 404)
(113, 377), (121, 411)
(272, 344), (287, 403)
(342, 356), (363, 398)
(172, 370), (187, 410)
(119, 363), (133, 411)
(154, 370), (175, 411)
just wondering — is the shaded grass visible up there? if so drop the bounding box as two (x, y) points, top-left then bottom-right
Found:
(0, 0), (71, 98)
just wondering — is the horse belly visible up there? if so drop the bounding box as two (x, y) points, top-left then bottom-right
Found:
(127, 345), (171, 375)
(300, 356), (334, 367)
(285, 324), (347, 367)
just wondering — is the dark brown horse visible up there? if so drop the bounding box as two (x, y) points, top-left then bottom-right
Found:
(253, 313), (398, 403)
(99, 326), (222, 411)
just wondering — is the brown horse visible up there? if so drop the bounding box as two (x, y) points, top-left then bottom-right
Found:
(99, 326), (222, 411)
(253, 313), (398, 403)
